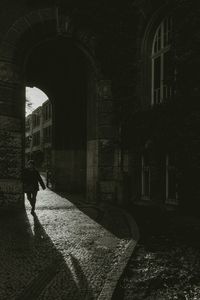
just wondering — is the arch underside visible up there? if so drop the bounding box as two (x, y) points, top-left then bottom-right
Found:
(0, 7), (117, 209)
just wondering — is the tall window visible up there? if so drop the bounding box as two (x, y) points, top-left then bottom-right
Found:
(152, 16), (173, 105)
(25, 119), (30, 132)
(33, 132), (40, 146)
(43, 103), (52, 121)
(32, 113), (40, 128)
(166, 154), (178, 204)
(141, 154), (151, 200)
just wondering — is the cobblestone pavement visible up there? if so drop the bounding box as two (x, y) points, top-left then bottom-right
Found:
(112, 213), (200, 300)
(0, 188), (139, 300)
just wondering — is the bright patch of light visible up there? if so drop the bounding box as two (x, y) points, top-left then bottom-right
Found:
(26, 87), (48, 116)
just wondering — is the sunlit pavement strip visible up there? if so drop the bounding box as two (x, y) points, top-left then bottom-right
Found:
(0, 188), (139, 300)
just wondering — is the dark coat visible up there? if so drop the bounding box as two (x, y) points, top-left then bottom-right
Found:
(23, 168), (45, 193)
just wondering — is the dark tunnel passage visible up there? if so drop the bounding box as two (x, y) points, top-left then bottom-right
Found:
(25, 37), (88, 194)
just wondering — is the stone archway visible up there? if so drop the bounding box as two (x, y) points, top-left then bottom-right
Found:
(0, 7), (117, 210)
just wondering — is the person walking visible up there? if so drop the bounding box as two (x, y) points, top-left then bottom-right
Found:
(23, 160), (46, 215)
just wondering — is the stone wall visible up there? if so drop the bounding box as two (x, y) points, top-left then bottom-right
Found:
(1, 0), (199, 210)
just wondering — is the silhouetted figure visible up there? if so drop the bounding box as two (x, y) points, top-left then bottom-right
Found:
(23, 160), (46, 215)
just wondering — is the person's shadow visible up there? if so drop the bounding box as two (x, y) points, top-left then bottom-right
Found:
(0, 210), (94, 300)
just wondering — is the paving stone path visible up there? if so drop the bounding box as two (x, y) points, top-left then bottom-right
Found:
(0, 188), (139, 300)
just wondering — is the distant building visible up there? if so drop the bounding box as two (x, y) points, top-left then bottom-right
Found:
(25, 100), (52, 170)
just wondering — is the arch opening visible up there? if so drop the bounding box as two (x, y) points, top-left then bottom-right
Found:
(25, 86), (48, 116)
(25, 86), (51, 175)
(24, 36), (92, 196)
(0, 9), (106, 210)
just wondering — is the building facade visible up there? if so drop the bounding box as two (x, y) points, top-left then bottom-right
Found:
(118, 0), (200, 214)
(25, 100), (52, 170)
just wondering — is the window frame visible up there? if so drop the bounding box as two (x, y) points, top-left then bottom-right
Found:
(151, 16), (173, 105)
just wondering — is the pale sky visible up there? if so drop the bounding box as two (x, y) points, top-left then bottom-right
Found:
(26, 87), (48, 115)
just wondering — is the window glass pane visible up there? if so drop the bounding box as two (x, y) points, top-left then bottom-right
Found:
(164, 16), (172, 47)
(163, 51), (172, 99)
(157, 27), (161, 50)
(152, 16), (173, 105)
(164, 18), (169, 45)
(154, 57), (161, 88)
(153, 28), (161, 53)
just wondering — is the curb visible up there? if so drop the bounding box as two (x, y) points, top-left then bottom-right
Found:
(97, 207), (139, 300)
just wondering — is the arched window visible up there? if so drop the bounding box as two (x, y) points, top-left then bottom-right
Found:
(151, 16), (173, 105)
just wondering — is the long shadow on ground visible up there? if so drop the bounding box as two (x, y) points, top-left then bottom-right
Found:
(0, 210), (94, 300)
(55, 192), (135, 241)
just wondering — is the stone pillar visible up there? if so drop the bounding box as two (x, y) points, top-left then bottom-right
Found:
(0, 60), (24, 210)
(96, 80), (118, 203)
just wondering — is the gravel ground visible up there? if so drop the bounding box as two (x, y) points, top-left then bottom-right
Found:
(112, 212), (200, 300)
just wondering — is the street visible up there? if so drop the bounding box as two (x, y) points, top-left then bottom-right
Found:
(0, 187), (138, 300)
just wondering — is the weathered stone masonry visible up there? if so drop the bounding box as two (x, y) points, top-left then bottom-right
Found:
(0, 2), (120, 209)
(1, 0), (199, 212)
(0, 62), (24, 209)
